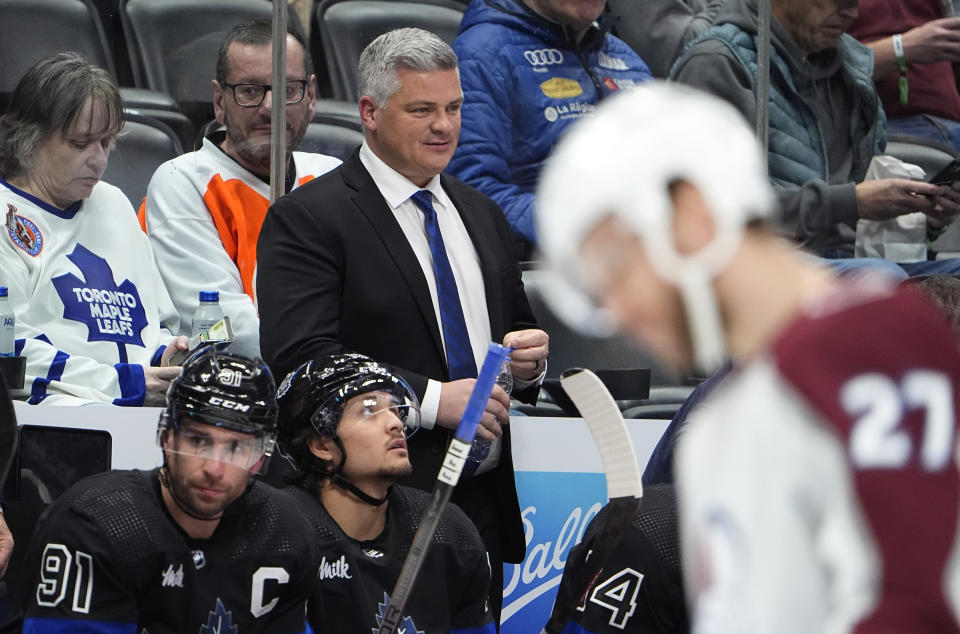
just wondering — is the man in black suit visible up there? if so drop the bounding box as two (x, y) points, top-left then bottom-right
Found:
(256, 27), (549, 626)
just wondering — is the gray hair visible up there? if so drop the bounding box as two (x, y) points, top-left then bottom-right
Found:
(0, 52), (123, 179)
(358, 28), (458, 107)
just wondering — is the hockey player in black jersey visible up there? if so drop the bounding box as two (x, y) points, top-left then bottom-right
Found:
(549, 484), (689, 633)
(20, 349), (319, 633)
(276, 353), (496, 633)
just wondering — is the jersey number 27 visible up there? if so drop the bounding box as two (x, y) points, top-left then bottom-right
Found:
(842, 370), (955, 471)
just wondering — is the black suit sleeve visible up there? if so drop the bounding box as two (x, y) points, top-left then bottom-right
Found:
(257, 192), (343, 380)
(256, 187), (432, 397)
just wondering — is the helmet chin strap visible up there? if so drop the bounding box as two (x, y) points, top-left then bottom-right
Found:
(328, 436), (389, 506)
(677, 267), (728, 374)
(642, 213), (738, 376)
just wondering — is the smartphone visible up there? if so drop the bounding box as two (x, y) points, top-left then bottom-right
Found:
(168, 316), (234, 366)
(929, 157), (960, 185)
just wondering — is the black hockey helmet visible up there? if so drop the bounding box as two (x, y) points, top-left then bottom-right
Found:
(157, 348), (279, 470)
(276, 353), (420, 450)
(276, 353), (420, 505)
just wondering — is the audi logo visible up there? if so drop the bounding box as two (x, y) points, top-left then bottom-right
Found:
(523, 49), (564, 66)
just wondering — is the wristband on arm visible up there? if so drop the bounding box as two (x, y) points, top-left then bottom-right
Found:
(893, 33), (908, 105)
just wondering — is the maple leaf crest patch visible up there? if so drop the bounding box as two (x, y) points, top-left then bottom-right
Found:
(51, 243), (148, 346)
(200, 598), (238, 634)
(374, 592), (424, 634)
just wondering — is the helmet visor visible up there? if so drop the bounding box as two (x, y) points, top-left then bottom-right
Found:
(313, 388), (420, 438)
(158, 418), (275, 473)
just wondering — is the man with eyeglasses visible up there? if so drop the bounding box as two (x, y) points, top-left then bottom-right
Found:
(276, 353), (496, 633)
(19, 348), (320, 633)
(138, 19), (341, 359)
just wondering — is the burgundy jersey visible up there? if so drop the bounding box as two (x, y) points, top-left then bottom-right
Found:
(677, 281), (960, 633)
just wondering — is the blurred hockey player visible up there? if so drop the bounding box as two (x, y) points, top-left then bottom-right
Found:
(276, 353), (496, 633)
(20, 349), (319, 633)
(535, 82), (960, 633)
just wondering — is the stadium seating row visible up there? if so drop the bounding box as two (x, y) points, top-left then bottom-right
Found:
(1, 0), (465, 129)
(0, 0), (474, 208)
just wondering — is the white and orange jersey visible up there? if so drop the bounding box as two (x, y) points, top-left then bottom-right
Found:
(677, 282), (960, 634)
(139, 137), (341, 358)
(0, 178), (178, 405)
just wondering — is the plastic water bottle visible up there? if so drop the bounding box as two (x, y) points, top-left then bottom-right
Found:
(0, 287), (14, 357)
(192, 290), (224, 337)
(465, 359), (513, 473)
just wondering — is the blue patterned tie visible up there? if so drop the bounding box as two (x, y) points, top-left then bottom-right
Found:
(410, 190), (476, 380)
(411, 191), (489, 476)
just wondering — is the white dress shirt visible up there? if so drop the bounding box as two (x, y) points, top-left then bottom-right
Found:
(359, 143), (507, 472)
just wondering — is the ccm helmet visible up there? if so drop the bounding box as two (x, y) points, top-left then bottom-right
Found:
(157, 347), (279, 472)
(276, 353), (420, 504)
(277, 353), (419, 444)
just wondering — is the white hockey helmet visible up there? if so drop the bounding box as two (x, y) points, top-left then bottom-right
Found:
(535, 81), (774, 371)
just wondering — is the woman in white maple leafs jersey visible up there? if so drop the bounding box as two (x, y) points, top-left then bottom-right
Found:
(0, 52), (186, 406)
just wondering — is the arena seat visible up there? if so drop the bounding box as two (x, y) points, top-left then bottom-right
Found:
(884, 132), (957, 177)
(300, 121), (364, 161)
(195, 109), (362, 161)
(520, 266), (677, 383)
(87, 0), (136, 86)
(620, 385), (696, 420)
(103, 112), (184, 209)
(120, 0), (283, 131)
(0, 0), (193, 149)
(313, 98), (362, 128)
(0, 0), (114, 106)
(315, 0), (465, 101)
(122, 90), (196, 149)
(516, 264), (686, 416)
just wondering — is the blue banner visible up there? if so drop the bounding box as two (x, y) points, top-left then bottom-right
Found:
(501, 471), (608, 633)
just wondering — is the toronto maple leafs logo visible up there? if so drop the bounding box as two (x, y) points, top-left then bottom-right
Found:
(50, 243), (147, 346)
(200, 598), (237, 634)
(374, 592), (424, 634)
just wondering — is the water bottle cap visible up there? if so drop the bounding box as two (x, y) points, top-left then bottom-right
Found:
(198, 290), (219, 302)
(0, 286), (7, 297)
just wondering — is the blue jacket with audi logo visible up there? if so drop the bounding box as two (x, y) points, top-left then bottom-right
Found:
(448, 0), (651, 250)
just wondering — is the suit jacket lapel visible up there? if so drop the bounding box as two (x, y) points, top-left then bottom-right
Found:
(441, 174), (505, 339)
(341, 152), (446, 362)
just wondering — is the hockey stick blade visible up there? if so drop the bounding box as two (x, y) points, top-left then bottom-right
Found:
(377, 342), (512, 634)
(542, 368), (643, 634)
